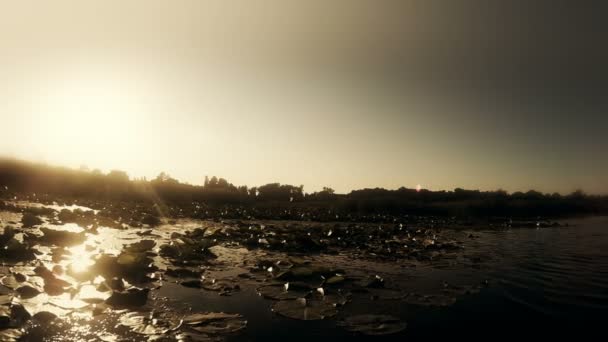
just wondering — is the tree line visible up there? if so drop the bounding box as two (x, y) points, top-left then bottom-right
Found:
(1, 158), (606, 218)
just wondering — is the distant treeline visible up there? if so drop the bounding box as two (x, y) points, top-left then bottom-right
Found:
(1, 158), (607, 218)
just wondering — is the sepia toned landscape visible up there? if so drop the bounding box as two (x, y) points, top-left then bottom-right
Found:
(1, 1), (607, 341)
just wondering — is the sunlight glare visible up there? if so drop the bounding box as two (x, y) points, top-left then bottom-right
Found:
(67, 244), (95, 273)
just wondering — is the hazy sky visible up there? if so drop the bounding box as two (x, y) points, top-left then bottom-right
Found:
(1, 1), (607, 194)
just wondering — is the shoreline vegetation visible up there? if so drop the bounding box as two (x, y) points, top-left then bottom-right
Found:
(1, 157), (606, 223)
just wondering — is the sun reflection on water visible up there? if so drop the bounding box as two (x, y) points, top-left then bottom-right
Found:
(66, 244), (95, 273)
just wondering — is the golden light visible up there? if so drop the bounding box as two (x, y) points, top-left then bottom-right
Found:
(66, 244), (95, 274)
(25, 64), (152, 170)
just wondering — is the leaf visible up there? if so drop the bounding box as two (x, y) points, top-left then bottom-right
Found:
(183, 312), (240, 325)
(271, 298), (337, 321)
(0, 306), (10, 328)
(0, 328), (23, 341)
(257, 284), (310, 300)
(16, 285), (41, 299)
(175, 331), (221, 341)
(184, 312), (246, 335)
(119, 312), (169, 335)
(125, 240), (156, 253)
(189, 319), (247, 335)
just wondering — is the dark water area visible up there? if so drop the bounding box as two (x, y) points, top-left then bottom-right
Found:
(405, 216), (608, 339)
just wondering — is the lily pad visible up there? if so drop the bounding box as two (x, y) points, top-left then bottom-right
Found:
(39, 227), (86, 246)
(21, 213), (43, 227)
(189, 319), (247, 335)
(119, 312), (170, 335)
(32, 311), (58, 323)
(183, 312), (242, 325)
(271, 298), (338, 320)
(105, 287), (149, 307)
(76, 284), (111, 304)
(0, 328), (23, 341)
(175, 331), (221, 341)
(200, 279), (239, 294)
(0, 306), (10, 328)
(0, 276), (19, 290)
(257, 284), (310, 300)
(183, 312), (246, 335)
(337, 314), (407, 336)
(16, 285), (41, 299)
(125, 240), (156, 253)
(324, 275), (345, 286)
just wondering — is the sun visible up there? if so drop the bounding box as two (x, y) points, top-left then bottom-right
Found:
(66, 244), (95, 274)
(26, 66), (150, 168)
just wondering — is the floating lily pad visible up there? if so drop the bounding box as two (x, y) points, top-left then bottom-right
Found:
(16, 285), (42, 299)
(0, 238), (36, 261)
(0, 276), (19, 290)
(43, 276), (72, 296)
(0, 306), (10, 328)
(76, 284), (111, 304)
(19, 300), (70, 319)
(119, 312), (170, 335)
(32, 311), (58, 323)
(189, 318), (247, 335)
(271, 298), (337, 320)
(324, 275), (345, 286)
(277, 266), (331, 280)
(6, 303), (30, 326)
(39, 227), (86, 246)
(257, 284), (310, 300)
(0, 328), (23, 341)
(175, 331), (221, 341)
(105, 287), (149, 307)
(0, 296), (11, 306)
(337, 314), (407, 336)
(183, 312), (242, 325)
(125, 240), (156, 253)
(361, 275), (384, 288)
(47, 291), (89, 310)
(21, 213), (43, 227)
(315, 292), (350, 307)
(200, 279), (239, 294)
(183, 312), (246, 335)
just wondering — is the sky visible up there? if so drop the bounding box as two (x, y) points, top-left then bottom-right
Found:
(1, 0), (607, 194)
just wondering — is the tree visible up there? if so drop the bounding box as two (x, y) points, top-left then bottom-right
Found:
(322, 187), (335, 195)
(107, 170), (129, 183)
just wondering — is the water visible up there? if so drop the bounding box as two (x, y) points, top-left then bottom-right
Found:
(400, 216), (608, 339)
(216, 216), (608, 340)
(167, 216), (608, 340)
(2, 206), (608, 340)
